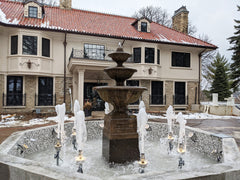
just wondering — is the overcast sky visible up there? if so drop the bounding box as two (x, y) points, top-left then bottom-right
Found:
(71, 0), (239, 61)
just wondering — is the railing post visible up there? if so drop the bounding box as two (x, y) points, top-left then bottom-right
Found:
(55, 94), (56, 106)
(24, 93), (26, 106)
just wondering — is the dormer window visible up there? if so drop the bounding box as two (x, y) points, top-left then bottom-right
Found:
(29, 6), (38, 18)
(141, 22), (147, 32)
(24, 1), (44, 19)
(132, 18), (151, 33)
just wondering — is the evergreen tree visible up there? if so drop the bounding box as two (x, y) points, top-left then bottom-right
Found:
(228, 5), (240, 92)
(210, 53), (231, 101)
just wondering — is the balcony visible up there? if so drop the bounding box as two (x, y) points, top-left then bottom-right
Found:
(68, 48), (133, 72)
(2, 93), (26, 106)
(7, 55), (53, 75)
(150, 95), (166, 105)
(35, 94), (56, 106)
(173, 95), (188, 105)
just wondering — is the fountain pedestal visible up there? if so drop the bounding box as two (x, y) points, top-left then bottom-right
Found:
(95, 46), (146, 163)
(103, 114), (139, 163)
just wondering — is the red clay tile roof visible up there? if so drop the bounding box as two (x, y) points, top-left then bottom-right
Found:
(0, 0), (217, 49)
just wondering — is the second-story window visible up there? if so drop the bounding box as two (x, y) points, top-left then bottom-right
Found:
(11, 35), (18, 55)
(141, 22), (147, 32)
(29, 6), (38, 18)
(133, 47), (141, 63)
(145, 47), (154, 63)
(84, 44), (105, 60)
(22, 35), (37, 55)
(157, 49), (160, 64)
(172, 52), (190, 67)
(42, 38), (50, 57)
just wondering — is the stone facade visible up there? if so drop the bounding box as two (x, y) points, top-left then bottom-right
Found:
(172, 6), (189, 34)
(60, 0), (72, 9)
(25, 76), (37, 111)
(165, 81), (174, 107)
(187, 81), (198, 105)
(141, 80), (150, 110)
(55, 76), (72, 112)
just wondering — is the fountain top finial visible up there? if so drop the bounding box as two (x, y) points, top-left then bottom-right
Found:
(118, 42), (122, 48)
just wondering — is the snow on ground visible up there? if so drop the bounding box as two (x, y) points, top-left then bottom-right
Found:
(148, 113), (240, 120)
(0, 112), (239, 128)
(0, 115), (74, 128)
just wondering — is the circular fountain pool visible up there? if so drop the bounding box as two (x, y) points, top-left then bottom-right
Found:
(26, 139), (216, 179)
(0, 120), (240, 180)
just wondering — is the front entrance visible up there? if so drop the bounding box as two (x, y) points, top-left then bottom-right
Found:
(84, 82), (107, 111)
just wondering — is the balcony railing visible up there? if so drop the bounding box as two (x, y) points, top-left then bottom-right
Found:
(2, 93), (26, 106)
(69, 48), (133, 62)
(150, 95), (166, 105)
(35, 94), (56, 106)
(173, 95), (188, 105)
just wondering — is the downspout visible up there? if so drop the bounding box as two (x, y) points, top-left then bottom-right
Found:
(63, 33), (67, 103)
(198, 49), (207, 104)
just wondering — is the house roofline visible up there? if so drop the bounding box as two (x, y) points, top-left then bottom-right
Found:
(0, 22), (218, 50)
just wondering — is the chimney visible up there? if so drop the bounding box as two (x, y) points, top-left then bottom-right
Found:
(172, 6), (189, 34)
(60, 0), (72, 9)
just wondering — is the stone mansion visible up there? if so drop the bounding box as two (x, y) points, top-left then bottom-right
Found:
(0, 0), (217, 114)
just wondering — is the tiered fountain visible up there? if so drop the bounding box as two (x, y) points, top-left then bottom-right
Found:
(95, 45), (146, 163)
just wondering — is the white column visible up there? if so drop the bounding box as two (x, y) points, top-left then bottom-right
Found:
(78, 69), (85, 110)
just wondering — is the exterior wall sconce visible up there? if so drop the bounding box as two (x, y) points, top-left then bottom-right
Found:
(20, 60), (40, 69)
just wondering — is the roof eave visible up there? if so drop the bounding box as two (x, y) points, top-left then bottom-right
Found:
(0, 22), (218, 50)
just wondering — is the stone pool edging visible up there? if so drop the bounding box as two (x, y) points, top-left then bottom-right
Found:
(0, 120), (240, 180)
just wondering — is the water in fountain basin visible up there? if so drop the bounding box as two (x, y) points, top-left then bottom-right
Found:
(26, 138), (216, 179)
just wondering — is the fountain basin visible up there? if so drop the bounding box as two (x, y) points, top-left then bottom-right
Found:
(95, 86), (147, 115)
(108, 48), (131, 67)
(1, 121), (240, 180)
(104, 67), (137, 86)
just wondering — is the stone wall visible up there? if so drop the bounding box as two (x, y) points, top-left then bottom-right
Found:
(55, 76), (72, 112)
(165, 81), (173, 106)
(187, 81), (198, 105)
(25, 76), (37, 111)
(140, 80), (150, 110)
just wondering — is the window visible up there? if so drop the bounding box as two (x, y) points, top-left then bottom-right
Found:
(84, 44), (105, 60)
(42, 38), (50, 57)
(6, 76), (23, 106)
(29, 6), (38, 18)
(141, 22), (147, 32)
(11, 35), (18, 55)
(151, 81), (163, 104)
(23, 35), (37, 55)
(38, 77), (53, 106)
(157, 49), (160, 64)
(174, 82), (186, 104)
(172, 52), (190, 67)
(145, 48), (154, 63)
(133, 48), (141, 63)
(126, 80), (139, 86)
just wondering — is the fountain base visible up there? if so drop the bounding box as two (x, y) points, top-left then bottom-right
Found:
(102, 114), (139, 163)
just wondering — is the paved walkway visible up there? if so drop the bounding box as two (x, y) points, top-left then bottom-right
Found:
(152, 118), (240, 149)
